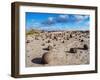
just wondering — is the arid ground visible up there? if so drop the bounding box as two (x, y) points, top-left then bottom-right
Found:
(26, 29), (90, 67)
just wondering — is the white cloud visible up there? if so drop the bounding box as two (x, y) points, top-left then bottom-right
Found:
(48, 17), (54, 22)
(74, 15), (84, 21)
(74, 15), (89, 21)
(85, 21), (90, 27)
(56, 15), (68, 22)
(84, 15), (89, 19)
(42, 17), (56, 25)
(59, 15), (69, 19)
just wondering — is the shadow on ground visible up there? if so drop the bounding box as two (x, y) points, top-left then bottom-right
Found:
(31, 58), (43, 64)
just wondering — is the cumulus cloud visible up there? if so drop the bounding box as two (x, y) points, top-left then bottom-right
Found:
(74, 15), (89, 22)
(48, 17), (54, 22)
(41, 17), (56, 26)
(41, 15), (69, 26)
(30, 19), (40, 27)
(84, 15), (89, 19)
(41, 14), (89, 26)
(85, 21), (90, 27)
(59, 15), (68, 19)
(74, 15), (84, 20)
(56, 15), (68, 22)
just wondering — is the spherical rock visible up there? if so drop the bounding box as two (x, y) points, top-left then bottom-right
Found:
(42, 50), (67, 65)
(47, 45), (53, 51)
(69, 48), (77, 53)
(83, 44), (88, 50)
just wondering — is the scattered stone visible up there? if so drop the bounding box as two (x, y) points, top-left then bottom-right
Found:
(80, 39), (84, 42)
(67, 38), (69, 40)
(26, 40), (30, 43)
(47, 45), (53, 50)
(69, 48), (77, 53)
(41, 43), (45, 46)
(47, 40), (51, 43)
(61, 40), (64, 43)
(28, 56), (30, 57)
(35, 37), (39, 40)
(42, 39), (44, 41)
(26, 30), (90, 66)
(70, 34), (72, 38)
(83, 44), (88, 50)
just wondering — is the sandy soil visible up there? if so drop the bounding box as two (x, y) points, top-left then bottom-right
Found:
(26, 30), (90, 67)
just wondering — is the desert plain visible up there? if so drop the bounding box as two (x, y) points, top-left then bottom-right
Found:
(26, 29), (90, 67)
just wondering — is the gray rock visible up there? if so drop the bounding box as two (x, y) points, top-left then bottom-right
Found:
(42, 50), (67, 65)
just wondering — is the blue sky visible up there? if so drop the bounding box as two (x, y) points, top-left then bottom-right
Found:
(26, 12), (90, 31)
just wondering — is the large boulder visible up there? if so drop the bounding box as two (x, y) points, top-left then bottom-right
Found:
(42, 50), (67, 65)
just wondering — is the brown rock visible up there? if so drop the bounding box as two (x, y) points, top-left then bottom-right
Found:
(42, 50), (67, 65)
(69, 48), (77, 53)
(83, 44), (88, 50)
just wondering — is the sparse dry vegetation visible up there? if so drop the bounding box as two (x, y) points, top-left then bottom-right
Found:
(26, 29), (40, 35)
